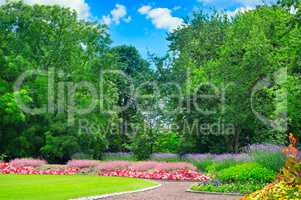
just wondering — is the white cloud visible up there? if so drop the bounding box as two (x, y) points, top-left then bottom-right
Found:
(227, 6), (253, 17)
(123, 16), (132, 23)
(235, 0), (276, 7)
(173, 6), (182, 11)
(138, 5), (152, 14)
(101, 15), (112, 25)
(198, 0), (277, 8)
(138, 5), (184, 32)
(0, 0), (91, 19)
(101, 4), (131, 26)
(198, 0), (277, 18)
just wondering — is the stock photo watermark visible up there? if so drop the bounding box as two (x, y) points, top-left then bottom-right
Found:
(12, 66), (289, 136)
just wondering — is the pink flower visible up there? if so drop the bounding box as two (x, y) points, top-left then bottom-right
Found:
(155, 162), (197, 171)
(130, 161), (158, 171)
(98, 169), (210, 182)
(0, 162), (79, 175)
(9, 158), (47, 168)
(67, 160), (99, 169)
(97, 161), (132, 171)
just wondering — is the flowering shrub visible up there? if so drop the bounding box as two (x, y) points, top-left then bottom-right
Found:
(241, 134), (301, 200)
(241, 181), (301, 200)
(99, 169), (210, 182)
(67, 160), (99, 169)
(97, 161), (132, 171)
(9, 158), (47, 168)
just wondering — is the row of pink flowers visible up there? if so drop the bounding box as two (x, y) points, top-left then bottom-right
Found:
(0, 163), (79, 175)
(69, 160), (197, 171)
(129, 161), (197, 171)
(9, 158), (47, 168)
(0, 162), (209, 181)
(6, 158), (197, 172)
(67, 160), (99, 169)
(99, 169), (210, 182)
(97, 161), (131, 170)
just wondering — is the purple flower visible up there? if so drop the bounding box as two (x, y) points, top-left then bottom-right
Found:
(151, 153), (179, 160)
(182, 153), (250, 162)
(212, 153), (251, 162)
(183, 154), (213, 161)
(247, 144), (284, 153)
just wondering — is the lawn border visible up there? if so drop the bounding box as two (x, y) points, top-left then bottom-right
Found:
(186, 189), (244, 196)
(70, 181), (162, 200)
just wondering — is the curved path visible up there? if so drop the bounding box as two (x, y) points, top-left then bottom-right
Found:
(104, 181), (242, 200)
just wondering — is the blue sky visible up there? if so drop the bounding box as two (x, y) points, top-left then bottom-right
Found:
(86, 0), (197, 57)
(84, 0), (277, 57)
(0, 0), (277, 57)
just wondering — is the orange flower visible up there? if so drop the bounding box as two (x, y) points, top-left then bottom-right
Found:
(283, 134), (299, 159)
(289, 133), (297, 146)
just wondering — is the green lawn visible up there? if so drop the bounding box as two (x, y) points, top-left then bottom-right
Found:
(0, 175), (158, 200)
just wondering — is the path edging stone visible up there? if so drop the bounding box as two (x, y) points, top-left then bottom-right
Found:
(186, 189), (244, 196)
(70, 182), (162, 200)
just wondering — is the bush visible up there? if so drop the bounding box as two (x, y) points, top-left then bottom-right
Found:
(0, 154), (6, 162)
(207, 159), (241, 173)
(67, 160), (99, 169)
(102, 152), (135, 161)
(9, 158), (47, 168)
(192, 182), (265, 194)
(193, 159), (214, 172)
(217, 162), (276, 184)
(249, 149), (286, 172)
(153, 132), (180, 153)
(130, 133), (153, 160)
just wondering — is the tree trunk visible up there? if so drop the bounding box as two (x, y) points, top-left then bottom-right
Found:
(234, 127), (240, 153)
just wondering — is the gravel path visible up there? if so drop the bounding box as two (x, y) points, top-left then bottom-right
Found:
(104, 182), (242, 200)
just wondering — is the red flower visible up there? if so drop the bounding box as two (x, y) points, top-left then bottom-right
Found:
(98, 169), (210, 182)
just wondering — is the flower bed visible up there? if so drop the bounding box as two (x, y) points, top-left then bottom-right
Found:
(241, 181), (301, 200)
(0, 163), (79, 175)
(0, 161), (209, 182)
(99, 169), (210, 182)
(241, 134), (301, 200)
